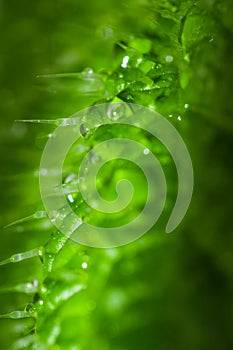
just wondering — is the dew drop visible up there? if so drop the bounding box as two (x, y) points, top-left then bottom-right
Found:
(83, 67), (94, 75)
(34, 211), (47, 219)
(121, 55), (129, 68)
(143, 148), (150, 155)
(80, 123), (92, 139)
(33, 279), (39, 288)
(165, 55), (173, 63)
(41, 285), (47, 294)
(107, 103), (126, 121)
(68, 194), (74, 203)
(82, 262), (88, 269)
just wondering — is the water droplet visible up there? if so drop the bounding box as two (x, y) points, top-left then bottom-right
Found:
(121, 55), (129, 68)
(80, 123), (92, 139)
(165, 55), (173, 63)
(178, 116), (182, 121)
(39, 300), (44, 306)
(107, 103), (126, 121)
(83, 67), (94, 75)
(33, 279), (39, 287)
(68, 194), (74, 203)
(169, 114), (173, 118)
(184, 103), (189, 109)
(60, 118), (77, 126)
(34, 211), (47, 219)
(41, 285), (47, 294)
(50, 210), (57, 223)
(143, 148), (150, 155)
(82, 262), (88, 269)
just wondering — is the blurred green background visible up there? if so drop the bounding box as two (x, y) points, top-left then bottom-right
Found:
(0, 0), (233, 349)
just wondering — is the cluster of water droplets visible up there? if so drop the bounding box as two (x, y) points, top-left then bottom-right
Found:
(0, 5), (198, 344)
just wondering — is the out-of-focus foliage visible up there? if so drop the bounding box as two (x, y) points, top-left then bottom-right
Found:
(0, 0), (233, 349)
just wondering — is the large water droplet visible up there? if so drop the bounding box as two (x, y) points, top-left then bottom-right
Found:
(107, 103), (126, 121)
(143, 148), (150, 155)
(80, 123), (92, 139)
(83, 67), (94, 75)
(165, 55), (173, 63)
